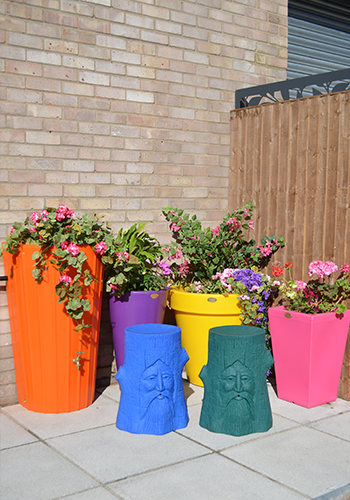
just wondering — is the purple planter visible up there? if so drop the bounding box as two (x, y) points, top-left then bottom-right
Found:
(109, 290), (168, 369)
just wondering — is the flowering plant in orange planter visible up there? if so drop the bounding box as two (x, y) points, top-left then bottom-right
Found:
(0, 205), (114, 331)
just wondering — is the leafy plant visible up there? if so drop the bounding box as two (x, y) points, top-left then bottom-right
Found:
(0, 205), (113, 332)
(272, 261), (350, 314)
(103, 222), (171, 298)
(162, 202), (285, 288)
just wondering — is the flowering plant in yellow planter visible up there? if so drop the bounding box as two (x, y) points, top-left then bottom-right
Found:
(162, 202), (285, 328)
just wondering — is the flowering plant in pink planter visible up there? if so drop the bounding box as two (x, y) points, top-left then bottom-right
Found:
(272, 261), (350, 314)
(0, 205), (114, 331)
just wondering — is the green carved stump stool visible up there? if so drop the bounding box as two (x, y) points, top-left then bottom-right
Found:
(199, 325), (274, 437)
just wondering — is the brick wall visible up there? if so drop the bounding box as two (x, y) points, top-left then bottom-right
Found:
(0, 0), (288, 406)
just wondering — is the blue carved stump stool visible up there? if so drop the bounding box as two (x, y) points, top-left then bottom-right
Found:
(199, 325), (274, 437)
(116, 324), (189, 435)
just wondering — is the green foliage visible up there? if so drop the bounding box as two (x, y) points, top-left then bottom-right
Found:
(103, 222), (170, 298)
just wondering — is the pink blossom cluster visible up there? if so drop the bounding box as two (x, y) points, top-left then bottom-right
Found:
(179, 260), (189, 276)
(56, 204), (75, 221)
(257, 241), (273, 257)
(212, 268), (236, 291)
(243, 208), (251, 217)
(116, 251), (129, 261)
(295, 280), (307, 290)
(248, 221), (255, 230)
(60, 241), (80, 256)
(340, 264), (350, 273)
(308, 260), (338, 279)
(170, 218), (184, 232)
(57, 275), (72, 286)
(226, 217), (241, 230)
(94, 241), (107, 255)
(211, 226), (220, 236)
(167, 247), (183, 261)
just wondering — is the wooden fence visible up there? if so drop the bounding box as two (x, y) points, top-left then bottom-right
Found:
(229, 90), (350, 399)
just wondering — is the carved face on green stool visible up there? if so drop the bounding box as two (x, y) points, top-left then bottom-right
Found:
(219, 360), (255, 431)
(199, 325), (274, 437)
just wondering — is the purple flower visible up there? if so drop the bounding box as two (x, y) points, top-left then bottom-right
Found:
(231, 269), (263, 291)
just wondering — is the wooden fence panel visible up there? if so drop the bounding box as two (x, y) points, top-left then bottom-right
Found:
(229, 90), (350, 399)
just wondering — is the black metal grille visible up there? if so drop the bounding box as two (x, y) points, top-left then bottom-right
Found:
(235, 68), (350, 109)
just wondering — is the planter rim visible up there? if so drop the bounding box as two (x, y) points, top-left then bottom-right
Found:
(269, 305), (350, 318)
(111, 288), (168, 295)
(169, 288), (239, 299)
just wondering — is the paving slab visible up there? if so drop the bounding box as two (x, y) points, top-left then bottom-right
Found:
(176, 402), (300, 450)
(0, 411), (38, 449)
(96, 383), (121, 403)
(54, 487), (121, 500)
(310, 411), (350, 442)
(1, 393), (118, 440)
(47, 424), (211, 483)
(268, 386), (350, 424)
(221, 426), (350, 498)
(1, 441), (98, 500)
(109, 453), (307, 500)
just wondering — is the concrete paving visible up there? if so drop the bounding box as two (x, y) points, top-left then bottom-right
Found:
(1, 380), (350, 500)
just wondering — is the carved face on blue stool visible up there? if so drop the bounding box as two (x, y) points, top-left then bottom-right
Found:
(219, 360), (255, 430)
(115, 324), (189, 435)
(140, 359), (175, 431)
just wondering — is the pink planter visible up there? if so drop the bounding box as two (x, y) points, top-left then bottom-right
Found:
(268, 306), (350, 408)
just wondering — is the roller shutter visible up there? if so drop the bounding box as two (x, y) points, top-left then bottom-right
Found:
(288, 0), (350, 79)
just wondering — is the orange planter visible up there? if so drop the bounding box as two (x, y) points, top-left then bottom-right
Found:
(3, 244), (103, 413)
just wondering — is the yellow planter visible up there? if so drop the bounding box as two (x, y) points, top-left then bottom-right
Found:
(169, 289), (242, 386)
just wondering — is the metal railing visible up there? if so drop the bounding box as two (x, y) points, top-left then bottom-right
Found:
(235, 68), (350, 109)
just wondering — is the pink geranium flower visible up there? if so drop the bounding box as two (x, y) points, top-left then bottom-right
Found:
(65, 242), (80, 256)
(308, 260), (338, 279)
(94, 241), (107, 255)
(58, 275), (72, 286)
(56, 204), (75, 221)
(30, 212), (41, 225)
(41, 209), (48, 222)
